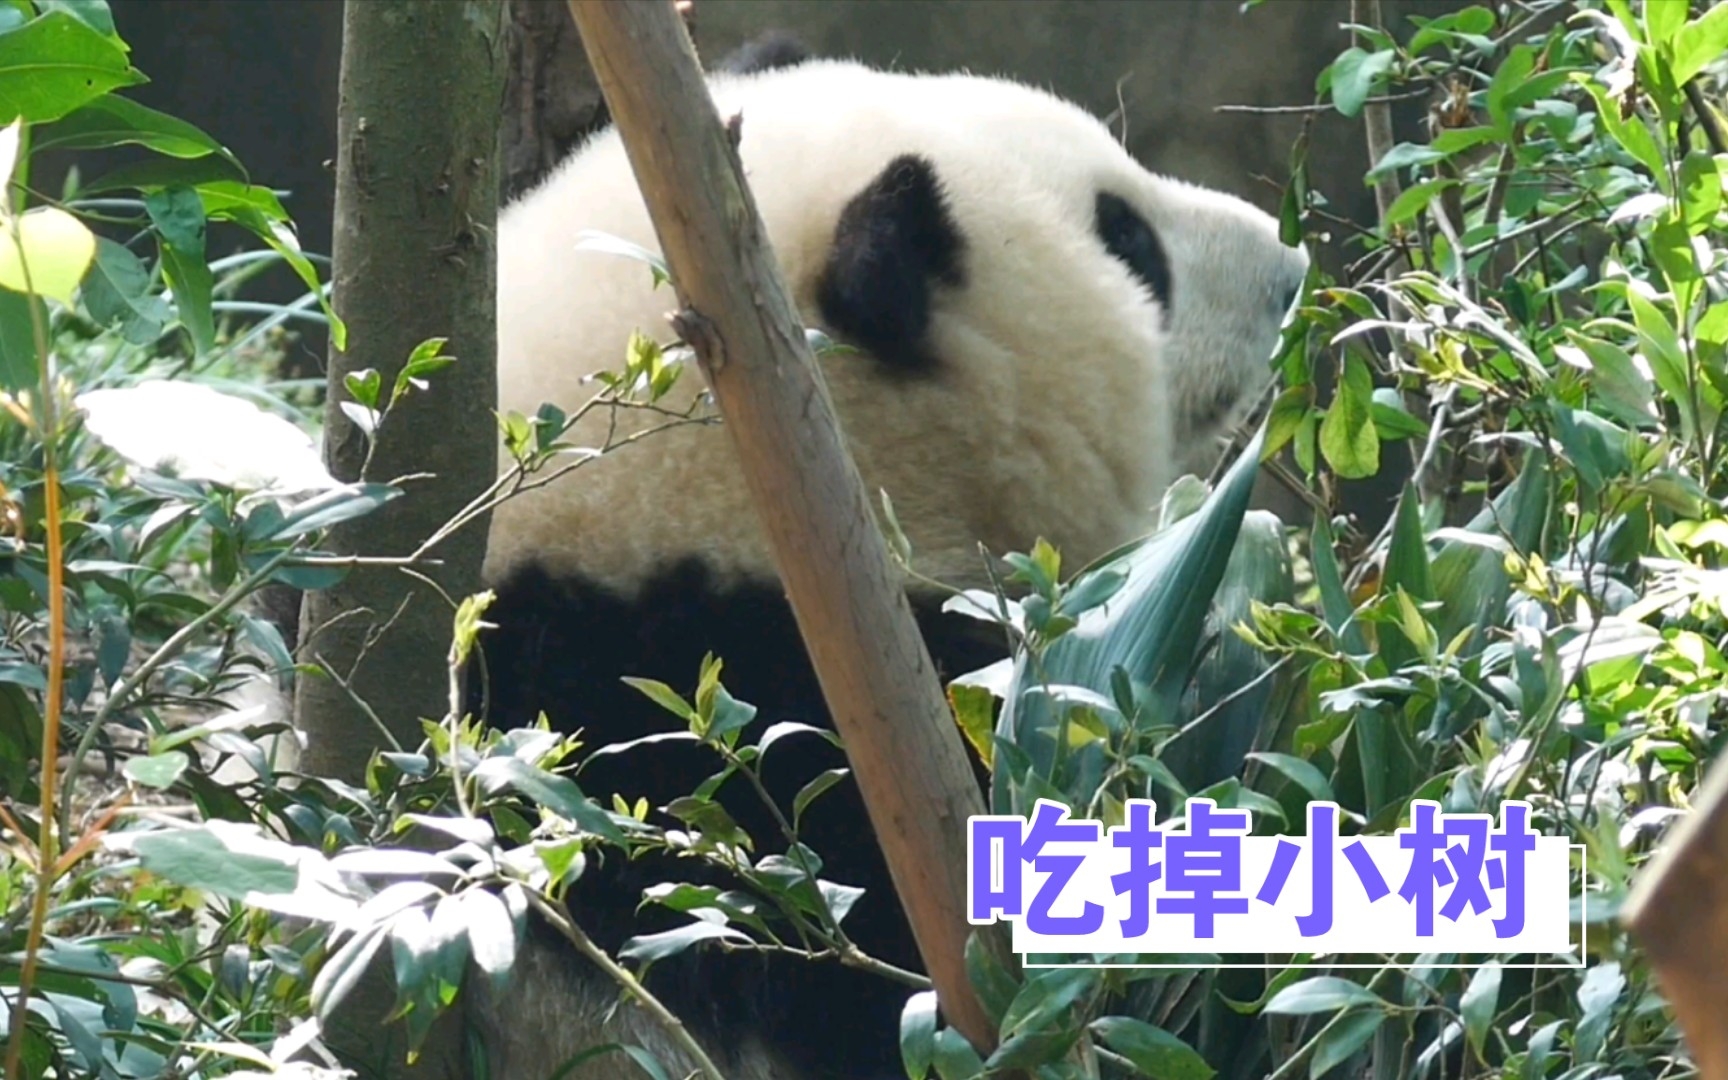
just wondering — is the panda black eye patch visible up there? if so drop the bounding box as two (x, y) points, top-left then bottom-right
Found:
(1095, 192), (1171, 317)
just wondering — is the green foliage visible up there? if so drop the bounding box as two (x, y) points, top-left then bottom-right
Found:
(9, 3), (1728, 1080)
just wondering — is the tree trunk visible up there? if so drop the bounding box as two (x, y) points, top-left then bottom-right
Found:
(296, 0), (503, 784)
(501, 0), (606, 203)
(293, 4), (504, 1077)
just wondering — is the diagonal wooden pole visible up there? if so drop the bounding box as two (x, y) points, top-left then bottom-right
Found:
(1624, 749), (1728, 1079)
(564, 0), (1000, 1058)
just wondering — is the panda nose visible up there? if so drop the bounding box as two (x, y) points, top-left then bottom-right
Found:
(1277, 280), (1303, 317)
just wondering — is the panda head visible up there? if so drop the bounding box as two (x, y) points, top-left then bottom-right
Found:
(489, 60), (1309, 593)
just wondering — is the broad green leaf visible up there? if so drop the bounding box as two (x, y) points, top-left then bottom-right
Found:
(1644, 0), (1687, 47)
(618, 920), (749, 964)
(273, 483), (399, 538)
(158, 240), (213, 354)
(791, 767), (848, 829)
(1565, 332), (1656, 428)
(34, 95), (233, 160)
(1264, 976), (1387, 1016)
(1679, 150), (1721, 235)
(1627, 290), (1693, 440)
(1309, 1010), (1384, 1079)
(470, 755), (628, 845)
(1673, 0), (1728, 83)
(1574, 75), (1666, 184)
(458, 887), (517, 990)
(1247, 751), (1334, 802)
(0, 205), (93, 305)
(900, 991), (938, 1080)
(0, 11), (143, 124)
(1460, 960), (1502, 1058)
(1487, 44), (1536, 135)
(1365, 142), (1445, 184)
(1331, 48), (1396, 118)
(995, 429), (1264, 811)
(80, 236), (167, 343)
(1383, 178), (1455, 229)
(1319, 354), (1379, 479)
(930, 1029), (985, 1080)
(1089, 1016), (1213, 1080)
(122, 751), (187, 790)
(133, 825), (300, 898)
(1383, 484), (1433, 603)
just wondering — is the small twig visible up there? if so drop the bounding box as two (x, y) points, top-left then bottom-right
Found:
(1215, 87), (1429, 114)
(309, 653), (405, 755)
(526, 891), (728, 1080)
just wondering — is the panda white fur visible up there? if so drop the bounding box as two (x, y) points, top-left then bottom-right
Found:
(470, 42), (1309, 1080)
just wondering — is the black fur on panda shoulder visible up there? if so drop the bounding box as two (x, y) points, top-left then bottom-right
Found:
(711, 30), (813, 76)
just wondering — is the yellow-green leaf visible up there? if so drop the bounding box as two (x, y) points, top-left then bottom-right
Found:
(0, 205), (95, 304)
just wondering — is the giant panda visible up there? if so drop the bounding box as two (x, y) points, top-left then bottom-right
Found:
(468, 40), (1310, 1080)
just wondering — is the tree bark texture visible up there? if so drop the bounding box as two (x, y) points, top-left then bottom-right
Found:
(296, 0), (504, 782)
(564, 0), (999, 1057)
(1625, 750), (1728, 1080)
(502, 0), (606, 203)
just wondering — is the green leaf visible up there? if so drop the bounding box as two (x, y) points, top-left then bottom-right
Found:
(1673, 0), (1728, 83)
(311, 923), (388, 1024)
(1487, 44), (1536, 135)
(900, 991), (938, 1080)
(1090, 1016), (1213, 1080)
(791, 767), (848, 830)
(1331, 48), (1396, 118)
(274, 483), (400, 539)
(1264, 976), (1387, 1016)
(1246, 751), (1334, 802)
(1382, 178), (1455, 229)
(145, 185), (206, 254)
(0, 11), (143, 124)
(344, 367), (382, 410)
(1365, 142), (1444, 184)
(1644, 0), (1687, 47)
(1574, 75), (1666, 183)
(1460, 960), (1501, 1058)
(1679, 150), (1721, 235)
(133, 825), (300, 898)
(576, 229), (670, 288)
(618, 920), (749, 964)
(996, 429), (1265, 812)
(1627, 290), (1694, 440)
(1319, 354), (1379, 479)
(1565, 332), (1656, 428)
(1309, 1010), (1384, 1079)
(0, 205), (95, 305)
(1383, 484), (1433, 601)
(469, 755), (628, 846)
(1264, 384), (1312, 458)
(158, 240), (213, 354)
(34, 95), (232, 160)
(930, 1029), (985, 1080)
(392, 336), (455, 405)
(122, 752), (187, 790)
(1370, 388), (1428, 440)
(37, 1), (117, 38)
(80, 236), (167, 343)
(0, 286), (38, 391)
(622, 677), (697, 723)
(1574, 961), (1625, 1063)
(458, 887), (518, 991)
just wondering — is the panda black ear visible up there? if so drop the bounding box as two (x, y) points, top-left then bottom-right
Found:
(815, 154), (965, 375)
